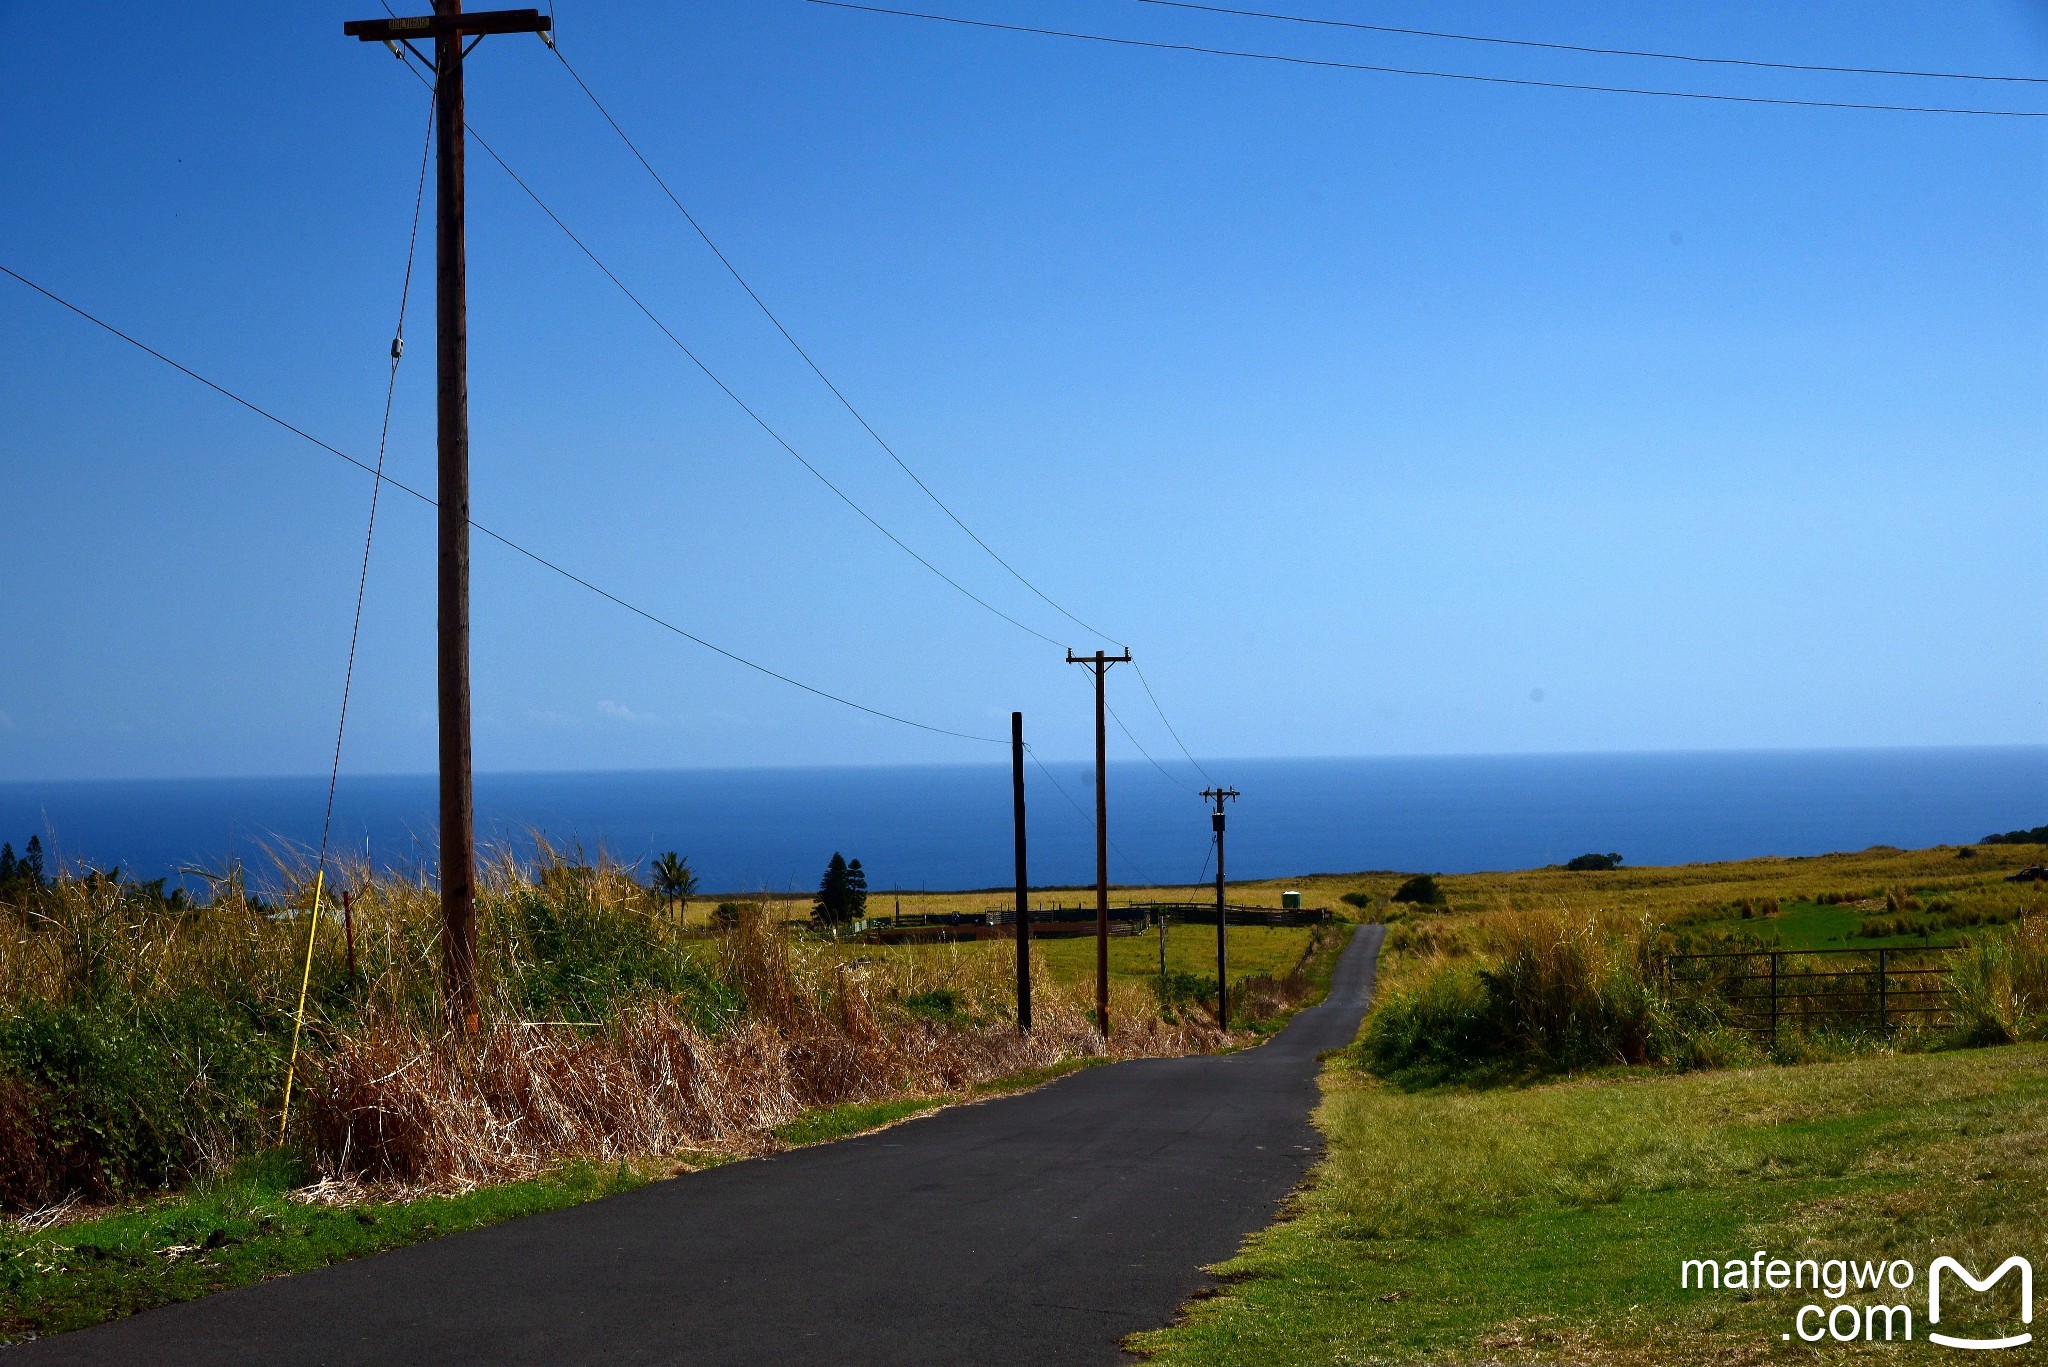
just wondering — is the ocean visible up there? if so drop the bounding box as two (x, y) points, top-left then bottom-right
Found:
(0, 747), (2042, 895)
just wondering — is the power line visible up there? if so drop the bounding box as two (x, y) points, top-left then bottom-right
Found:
(1023, 743), (1155, 882)
(1124, 0), (2048, 87)
(1130, 658), (1212, 784)
(414, 38), (1220, 784)
(1106, 696), (1193, 792)
(286, 85), (436, 1147)
(545, 38), (1233, 781)
(0, 263), (1006, 747)
(805, 1), (2048, 117)
(384, 47), (1071, 651)
(538, 36), (1238, 789)
(316, 89), (436, 879)
(545, 40), (1123, 649)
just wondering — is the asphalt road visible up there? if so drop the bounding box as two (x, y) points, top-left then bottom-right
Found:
(25, 924), (1383, 1366)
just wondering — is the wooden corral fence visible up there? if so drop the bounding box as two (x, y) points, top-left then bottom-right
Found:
(1663, 945), (1956, 1043)
(846, 902), (1330, 945)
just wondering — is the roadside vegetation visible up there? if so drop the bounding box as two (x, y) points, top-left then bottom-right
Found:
(1137, 836), (2048, 1365)
(1133, 1044), (2048, 1365)
(0, 838), (1343, 1341)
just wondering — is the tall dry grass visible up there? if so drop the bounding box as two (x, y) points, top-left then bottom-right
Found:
(1, 848), (1228, 1201)
(1357, 909), (1733, 1083)
(1946, 910), (2048, 1044)
(307, 902), (1225, 1186)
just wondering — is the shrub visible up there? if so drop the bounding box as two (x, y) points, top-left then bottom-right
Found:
(1154, 970), (1216, 1019)
(1356, 961), (1501, 1084)
(1945, 915), (2048, 1045)
(901, 987), (962, 1022)
(1339, 891), (1375, 911)
(1391, 875), (1445, 906)
(1564, 853), (1623, 872)
(1983, 825), (2048, 846)
(1358, 914), (1697, 1085)
(0, 992), (280, 1209)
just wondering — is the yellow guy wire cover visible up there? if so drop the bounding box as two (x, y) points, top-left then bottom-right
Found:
(278, 868), (325, 1143)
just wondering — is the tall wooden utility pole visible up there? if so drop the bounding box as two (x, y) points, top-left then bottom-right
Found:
(1066, 649), (1131, 1037)
(344, 4), (551, 1030)
(1201, 786), (1239, 1026)
(1011, 712), (1031, 1033)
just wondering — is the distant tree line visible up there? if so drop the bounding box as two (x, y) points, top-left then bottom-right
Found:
(1982, 825), (2048, 846)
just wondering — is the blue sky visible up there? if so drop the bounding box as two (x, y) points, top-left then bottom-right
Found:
(3, 0), (2045, 780)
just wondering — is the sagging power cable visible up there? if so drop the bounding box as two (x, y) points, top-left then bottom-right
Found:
(805, 1), (2048, 117)
(531, 39), (1223, 776)
(0, 263), (1007, 747)
(545, 39), (1123, 650)
(381, 45), (1070, 651)
(1123, 0), (2048, 87)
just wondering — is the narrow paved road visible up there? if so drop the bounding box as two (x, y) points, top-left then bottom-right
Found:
(27, 925), (1383, 1366)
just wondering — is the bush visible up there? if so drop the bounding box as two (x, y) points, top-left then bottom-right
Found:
(1154, 970), (1217, 1019)
(1339, 891), (1375, 911)
(0, 992), (280, 1210)
(1945, 915), (2048, 1045)
(495, 883), (725, 1025)
(1356, 961), (1502, 1084)
(1358, 914), (1696, 1085)
(1565, 853), (1623, 872)
(1982, 825), (2048, 846)
(901, 987), (962, 1022)
(1391, 875), (1446, 906)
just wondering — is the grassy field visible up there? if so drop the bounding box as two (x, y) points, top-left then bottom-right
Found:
(1131, 839), (2048, 1364)
(1030, 923), (1317, 991)
(1133, 1043), (2048, 1365)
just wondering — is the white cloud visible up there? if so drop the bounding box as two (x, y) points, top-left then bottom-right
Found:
(597, 700), (662, 726)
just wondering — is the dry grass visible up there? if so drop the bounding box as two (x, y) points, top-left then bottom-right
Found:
(306, 904), (1226, 1186)
(4, 840), (1297, 1200)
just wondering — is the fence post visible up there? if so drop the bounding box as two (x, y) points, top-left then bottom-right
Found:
(1877, 947), (1888, 1035)
(1769, 951), (1780, 1049)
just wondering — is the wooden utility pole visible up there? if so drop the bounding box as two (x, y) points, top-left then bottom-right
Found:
(345, 4), (550, 1031)
(1066, 649), (1131, 1037)
(1011, 711), (1031, 1033)
(1202, 786), (1239, 1026)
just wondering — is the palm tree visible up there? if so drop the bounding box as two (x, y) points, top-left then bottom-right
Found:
(650, 851), (698, 921)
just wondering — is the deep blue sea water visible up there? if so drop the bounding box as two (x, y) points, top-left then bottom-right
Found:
(1, 748), (2043, 895)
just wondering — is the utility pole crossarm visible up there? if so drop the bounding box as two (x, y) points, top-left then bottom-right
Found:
(343, 9), (550, 42)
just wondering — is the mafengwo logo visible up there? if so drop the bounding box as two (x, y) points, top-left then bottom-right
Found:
(1679, 1252), (2033, 1348)
(1930, 1257), (2033, 1351)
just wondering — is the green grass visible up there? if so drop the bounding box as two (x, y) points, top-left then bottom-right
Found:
(0, 1151), (677, 1344)
(1679, 898), (1966, 951)
(1031, 924), (1316, 991)
(1131, 1044), (2048, 1365)
(770, 1098), (945, 1147)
